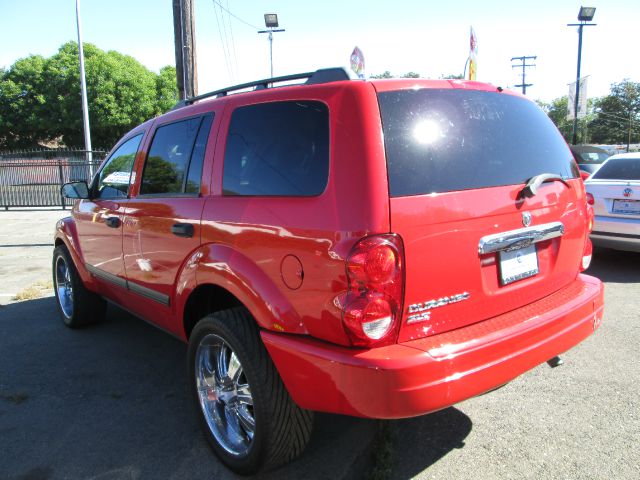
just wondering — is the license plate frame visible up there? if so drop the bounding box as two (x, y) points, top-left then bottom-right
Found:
(499, 244), (539, 286)
(612, 199), (640, 215)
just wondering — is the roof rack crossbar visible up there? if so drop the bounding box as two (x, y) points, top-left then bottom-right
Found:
(174, 68), (351, 109)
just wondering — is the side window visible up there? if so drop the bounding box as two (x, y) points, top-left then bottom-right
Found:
(222, 101), (329, 196)
(96, 134), (143, 199)
(140, 114), (213, 195)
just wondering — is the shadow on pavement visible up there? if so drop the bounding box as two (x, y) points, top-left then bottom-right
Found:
(586, 247), (640, 283)
(0, 298), (377, 480)
(383, 408), (472, 479)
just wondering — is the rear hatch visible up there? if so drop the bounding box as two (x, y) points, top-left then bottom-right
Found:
(375, 83), (586, 343)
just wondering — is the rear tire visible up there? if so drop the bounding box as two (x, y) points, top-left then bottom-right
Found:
(52, 245), (106, 328)
(188, 308), (313, 474)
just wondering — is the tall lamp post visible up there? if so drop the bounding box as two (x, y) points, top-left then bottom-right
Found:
(258, 13), (285, 78)
(568, 6), (596, 145)
(75, 0), (93, 178)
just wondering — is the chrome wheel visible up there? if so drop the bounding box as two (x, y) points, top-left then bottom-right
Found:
(195, 334), (255, 457)
(55, 255), (73, 318)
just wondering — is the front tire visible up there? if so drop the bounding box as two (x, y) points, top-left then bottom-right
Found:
(188, 308), (313, 474)
(52, 245), (106, 328)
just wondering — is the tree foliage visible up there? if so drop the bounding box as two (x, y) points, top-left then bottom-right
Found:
(370, 71), (422, 79)
(541, 80), (640, 145)
(0, 42), (178, 149)
(588, 80), (640, 145)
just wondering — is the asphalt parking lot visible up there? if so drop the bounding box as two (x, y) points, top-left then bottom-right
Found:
(0, 209), (639, 479)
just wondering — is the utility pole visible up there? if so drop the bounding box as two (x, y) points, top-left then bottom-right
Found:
(510, 56), (536, 95)
(172, 0), (198, 100)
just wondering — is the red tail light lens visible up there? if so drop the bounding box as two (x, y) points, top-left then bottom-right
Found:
(581, 200), (595, 271)
(343, 235), (404, 347)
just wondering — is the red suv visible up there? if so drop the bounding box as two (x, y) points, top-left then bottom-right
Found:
(55, 68), (604, 474)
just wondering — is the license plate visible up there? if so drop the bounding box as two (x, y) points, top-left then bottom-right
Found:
(612, 199), (640, 214)
(499, 244), (539, 285)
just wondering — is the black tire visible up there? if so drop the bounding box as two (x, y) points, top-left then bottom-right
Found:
(52, 245), (106, 328)
(188, 308), (313, 474)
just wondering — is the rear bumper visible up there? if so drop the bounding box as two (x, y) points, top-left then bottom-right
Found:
(262, 274), (604, 419)
(591, 231), (640, 252)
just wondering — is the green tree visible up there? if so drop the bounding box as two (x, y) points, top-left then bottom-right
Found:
(588, 80), (640, 146)
(0, 42), (178, 149)
(369, 71), (422, 79)
(539, 95), (596, 144)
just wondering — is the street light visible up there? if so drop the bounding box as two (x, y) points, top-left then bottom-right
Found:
(258, 13), (285, 78)
(568, 7), (596, 145)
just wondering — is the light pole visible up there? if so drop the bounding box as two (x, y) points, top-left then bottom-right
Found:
(75, 0), (93, 177)
(258, 13), (285, 78)
(568, 6), (596, 145)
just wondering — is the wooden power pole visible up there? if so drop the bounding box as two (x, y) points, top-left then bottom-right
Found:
(173, 0), (198, 100)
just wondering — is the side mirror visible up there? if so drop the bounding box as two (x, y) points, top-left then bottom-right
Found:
(61, 181), (90, 199)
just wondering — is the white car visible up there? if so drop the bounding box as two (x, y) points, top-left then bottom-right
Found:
(585, 153), (640, 252)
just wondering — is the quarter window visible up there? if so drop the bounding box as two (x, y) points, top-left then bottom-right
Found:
(222, 101), (329, 196)
(96, 134), (143, 199)
(141, 114), (213, 195)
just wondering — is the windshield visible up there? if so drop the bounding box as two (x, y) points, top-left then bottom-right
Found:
(378, 89), (579, 197)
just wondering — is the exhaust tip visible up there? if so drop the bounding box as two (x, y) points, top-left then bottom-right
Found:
(547, 356), (564, 368)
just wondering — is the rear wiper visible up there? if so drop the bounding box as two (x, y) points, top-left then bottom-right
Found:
(520, 173), (571, 198)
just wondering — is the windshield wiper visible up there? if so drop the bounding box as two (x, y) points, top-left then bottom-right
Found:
(521, 173), (571, 198)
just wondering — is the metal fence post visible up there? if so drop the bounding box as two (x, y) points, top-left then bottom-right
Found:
(57, 157), (66, 209)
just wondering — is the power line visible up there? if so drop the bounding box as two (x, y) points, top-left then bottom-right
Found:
(224, 0), (239, 80)
(212, 0), (259, 30)
(212, 2), (233, 80)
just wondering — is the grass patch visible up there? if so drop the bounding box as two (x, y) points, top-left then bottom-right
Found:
(12, 280), (53, 301)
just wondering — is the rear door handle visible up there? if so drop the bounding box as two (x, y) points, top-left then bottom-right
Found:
(105, 217), (121, 228)
(172, 223), (194, 238)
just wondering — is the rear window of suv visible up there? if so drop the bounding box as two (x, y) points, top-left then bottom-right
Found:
(378, 89), (579, 197)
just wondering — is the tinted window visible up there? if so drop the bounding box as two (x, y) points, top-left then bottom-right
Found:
(186, 115), (213, 193)
(141, 115), (212, 195)
(96, 134), (143, 199)
(591, 158), (640, 180)
(223, 101), (329, 196)
(378, 89), (579, 197)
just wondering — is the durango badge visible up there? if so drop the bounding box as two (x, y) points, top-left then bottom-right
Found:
(407, 292), (470, 324)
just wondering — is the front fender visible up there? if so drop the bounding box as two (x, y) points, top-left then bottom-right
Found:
(54, 216), (98, 290)
(192, 243), (307, 335)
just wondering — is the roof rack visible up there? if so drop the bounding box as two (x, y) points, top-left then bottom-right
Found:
(174, 67), (351, 109)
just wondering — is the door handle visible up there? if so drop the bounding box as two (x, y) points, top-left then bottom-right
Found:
(172, 223), (194, 238)
(105, 217), (121, 228)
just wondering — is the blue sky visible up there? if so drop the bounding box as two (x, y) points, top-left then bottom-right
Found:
(1, 1), (638, 102)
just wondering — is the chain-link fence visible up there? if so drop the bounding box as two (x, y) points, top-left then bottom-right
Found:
(0, 149), (107, 209)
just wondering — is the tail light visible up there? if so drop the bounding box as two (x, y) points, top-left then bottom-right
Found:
(581, 200), (595, 271)
(343, 234), (405, 347)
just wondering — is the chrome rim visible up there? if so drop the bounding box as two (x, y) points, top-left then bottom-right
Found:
(55, 255), (73, 318)
(195, 334), (255, 456)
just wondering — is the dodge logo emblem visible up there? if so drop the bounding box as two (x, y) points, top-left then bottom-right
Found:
(623, 188), (633, 197)
(522, 212), (532, 227)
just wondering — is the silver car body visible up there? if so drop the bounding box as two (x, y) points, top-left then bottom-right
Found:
(585, 153), (640, 252)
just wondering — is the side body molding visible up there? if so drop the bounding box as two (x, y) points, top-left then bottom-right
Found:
(190, 243), (307, 335)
